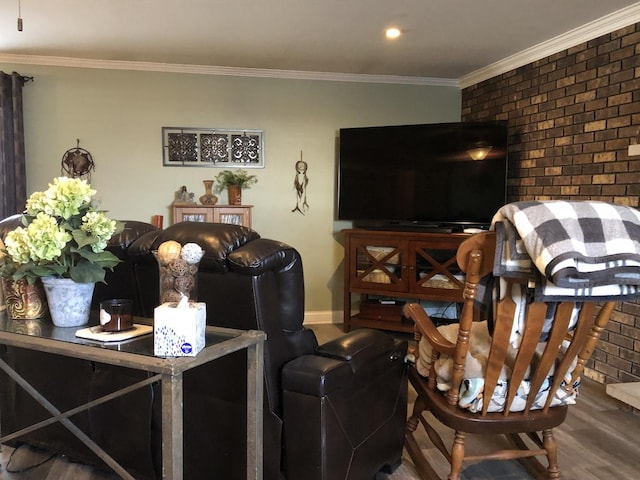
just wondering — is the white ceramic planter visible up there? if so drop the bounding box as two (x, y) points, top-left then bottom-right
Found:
(41, 277), (95, 327)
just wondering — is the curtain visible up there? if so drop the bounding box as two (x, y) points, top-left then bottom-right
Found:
(0, 71), (28, 218)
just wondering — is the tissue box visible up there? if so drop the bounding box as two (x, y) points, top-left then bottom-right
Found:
(154, 301), (206, 357)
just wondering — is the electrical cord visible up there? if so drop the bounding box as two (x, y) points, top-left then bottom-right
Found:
(3, 443), (55, 473)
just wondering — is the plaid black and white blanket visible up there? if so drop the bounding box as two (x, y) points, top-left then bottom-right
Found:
(491, 200), (640, 301)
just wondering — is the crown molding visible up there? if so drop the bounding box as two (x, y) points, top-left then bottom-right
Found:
(459, 3), (640, 89)
(0, 53), (458, 87)
(4, 4), (637, 90)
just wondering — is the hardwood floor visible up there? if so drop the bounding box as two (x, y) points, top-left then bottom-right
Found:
(395, 377), (640, 479)
(322, 323), (640, 480)
(0, 445), (118, 480)
(2, 323), (640, 479)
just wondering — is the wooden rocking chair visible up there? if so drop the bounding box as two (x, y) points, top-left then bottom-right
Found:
(403, 231), (615, 480)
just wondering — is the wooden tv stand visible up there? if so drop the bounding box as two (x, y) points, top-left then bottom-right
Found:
(342, 229), (470, 333)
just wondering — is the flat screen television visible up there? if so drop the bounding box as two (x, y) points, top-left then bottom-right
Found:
(337, 121), (508, 231)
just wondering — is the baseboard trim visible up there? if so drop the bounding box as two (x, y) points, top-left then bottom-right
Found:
(303, 310), (342, 325)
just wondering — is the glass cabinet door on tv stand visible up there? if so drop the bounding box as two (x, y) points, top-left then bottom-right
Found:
(342, 229), (469, 333)
(172, 204), (253, 228)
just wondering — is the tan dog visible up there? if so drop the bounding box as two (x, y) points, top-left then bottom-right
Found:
(416, 320), (493, 387)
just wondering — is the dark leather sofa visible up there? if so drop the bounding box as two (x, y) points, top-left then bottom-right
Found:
(0, 219), (408, 480)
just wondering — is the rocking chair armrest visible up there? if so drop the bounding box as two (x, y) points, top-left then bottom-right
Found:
(404, 303), (456, 356)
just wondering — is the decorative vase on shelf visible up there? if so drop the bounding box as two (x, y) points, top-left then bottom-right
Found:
(1, 277), (48, 320)
(41, 277), (95, 327)
(227, 185), (242, 205)
(199, 180), (218, 205)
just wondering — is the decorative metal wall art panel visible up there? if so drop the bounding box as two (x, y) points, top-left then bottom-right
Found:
(162, 127), (264, 167)
(231, 133), (261, 163)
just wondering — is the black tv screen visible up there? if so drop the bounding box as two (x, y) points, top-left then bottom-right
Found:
(337, 121), (508, 230)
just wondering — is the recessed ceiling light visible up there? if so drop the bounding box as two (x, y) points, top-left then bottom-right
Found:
(385, 27), (401, 39)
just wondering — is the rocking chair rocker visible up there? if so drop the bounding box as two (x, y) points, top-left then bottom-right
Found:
(403, 231), (616, 480)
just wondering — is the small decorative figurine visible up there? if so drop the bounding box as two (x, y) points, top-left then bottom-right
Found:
(173, 185), (196, 205)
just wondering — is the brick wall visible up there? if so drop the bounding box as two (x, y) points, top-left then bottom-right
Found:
(461, 23), (640, 385)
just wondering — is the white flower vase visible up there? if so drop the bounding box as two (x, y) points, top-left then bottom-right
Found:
(41, 277), (95, 327)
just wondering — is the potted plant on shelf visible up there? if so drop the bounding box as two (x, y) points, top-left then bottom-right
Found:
(213, 169), (258, 205)
(0, 176), (122, 326)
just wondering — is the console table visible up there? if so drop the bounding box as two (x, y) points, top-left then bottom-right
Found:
(172, 204), (253, 228)
(0, 313), (266, 480)
(342, 229), (469, 333)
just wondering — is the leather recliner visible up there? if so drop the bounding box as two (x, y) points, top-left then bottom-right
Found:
(127, 221), (408, 480)
(0, 219), (408, 480)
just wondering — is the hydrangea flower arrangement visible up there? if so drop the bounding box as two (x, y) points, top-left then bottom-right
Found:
(0, 177), (122, 284)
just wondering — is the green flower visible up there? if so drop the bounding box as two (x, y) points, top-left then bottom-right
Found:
(4, 228), (31, 264)
(26, 213), (72, 261)
(81, 211), (117, 252)
(1, 177), (122, 284)
(26, 177), (95, 220)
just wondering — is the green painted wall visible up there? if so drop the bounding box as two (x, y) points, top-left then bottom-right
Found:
(1, 63), (461, 318)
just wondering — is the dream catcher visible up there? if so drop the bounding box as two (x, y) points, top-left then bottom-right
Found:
(292, 150), (309, 215)
(61, 139), (95, 180)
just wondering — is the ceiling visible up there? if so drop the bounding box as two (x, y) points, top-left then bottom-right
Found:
(1, 1), (640, 86)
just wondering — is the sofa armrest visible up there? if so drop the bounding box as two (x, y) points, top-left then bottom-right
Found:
(282, 329), (407, 397)
(282, 355), (352, 397)
(282, 329), (409, 480)
(228, 238), (299, 275)
(315, 328), (399, 373)
(0, 214), (22, 240)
